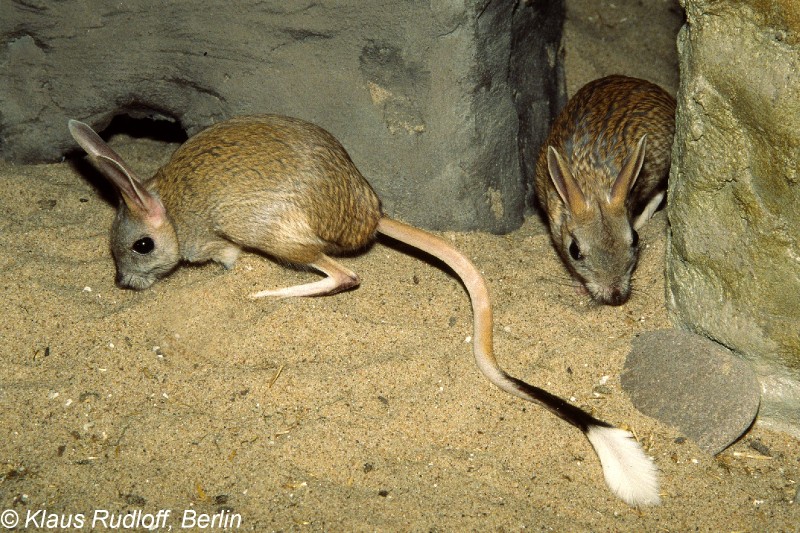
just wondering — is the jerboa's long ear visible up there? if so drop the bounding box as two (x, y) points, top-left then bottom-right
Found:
(609, 134), (647, 209)
(546, 145), (589, 217)
(68, 119), (165, 222)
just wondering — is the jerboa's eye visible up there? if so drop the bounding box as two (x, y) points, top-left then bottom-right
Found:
(132, 237), (155, 255)
(569, 239), (584, 261)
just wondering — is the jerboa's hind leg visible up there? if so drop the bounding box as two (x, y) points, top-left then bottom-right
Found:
(632, 191), (665, 231)
(249, 254), (360, 299)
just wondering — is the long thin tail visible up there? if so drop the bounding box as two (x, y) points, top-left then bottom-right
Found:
(376, 217), (660, 506)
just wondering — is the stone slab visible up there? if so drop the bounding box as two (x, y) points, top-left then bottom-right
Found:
(0, 0), (565, 233)
(622, 329), (761, 454)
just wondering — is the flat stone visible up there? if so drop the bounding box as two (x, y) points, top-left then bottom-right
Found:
(621, 329), (761, 455)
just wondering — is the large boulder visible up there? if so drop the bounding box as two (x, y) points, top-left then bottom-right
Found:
(668, 0), (800, 435)
(0, 0), (565, 232)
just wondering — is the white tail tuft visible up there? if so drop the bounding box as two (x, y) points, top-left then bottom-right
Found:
(585, 425), (661, 507)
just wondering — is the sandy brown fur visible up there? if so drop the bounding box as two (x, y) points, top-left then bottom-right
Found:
(152, 115), (382, 266)
(534, 75), (676, 305)
(535, 76), (675, 216)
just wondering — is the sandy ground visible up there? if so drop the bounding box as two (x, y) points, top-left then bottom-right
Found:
(2, 0), (799, 531)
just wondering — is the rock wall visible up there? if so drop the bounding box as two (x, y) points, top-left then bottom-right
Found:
(668, 0), (800, 435)
(0, 0), (564, 232)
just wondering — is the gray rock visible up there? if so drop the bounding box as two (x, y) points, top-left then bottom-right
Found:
(622, 329), (761, 455)
(667, 0), (800, 435)
(0, 0), (565, 232)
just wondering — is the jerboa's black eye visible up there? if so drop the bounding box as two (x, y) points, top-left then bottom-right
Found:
(568, 239), (584, 261)
(132, 237), (155, 255)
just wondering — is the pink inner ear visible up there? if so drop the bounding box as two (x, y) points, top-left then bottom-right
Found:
(610, 135), (647, 207)
(141, 194), (168, 228)
(94, 156), (169, 230)
(70, 119), (169, 226)
(547, 146), (587, 214)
